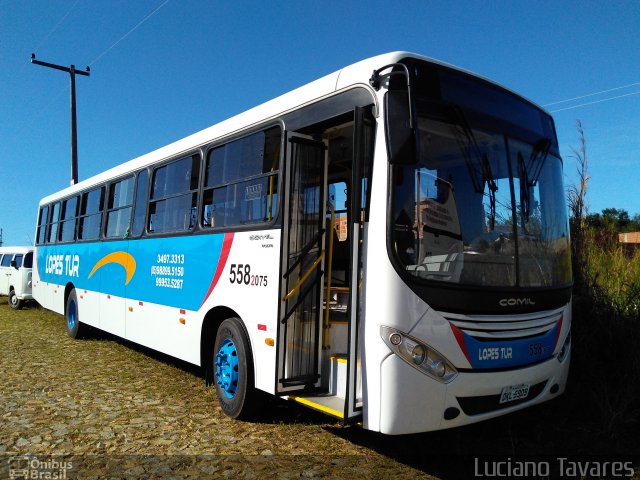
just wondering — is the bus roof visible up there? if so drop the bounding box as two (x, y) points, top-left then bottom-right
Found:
(38, 51), (545, 205)
(0, 246), (34, 254)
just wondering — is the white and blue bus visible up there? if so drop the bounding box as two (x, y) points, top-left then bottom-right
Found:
(33, 52), (572, 434)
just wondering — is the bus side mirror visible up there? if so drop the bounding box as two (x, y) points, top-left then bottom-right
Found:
(385, 91), (417, 165)
(10, 260), (17, 269)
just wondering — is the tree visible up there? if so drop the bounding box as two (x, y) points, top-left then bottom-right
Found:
(587, 208), (637, 233)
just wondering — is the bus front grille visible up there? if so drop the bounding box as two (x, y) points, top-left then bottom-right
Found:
(440, 307), (564, 341)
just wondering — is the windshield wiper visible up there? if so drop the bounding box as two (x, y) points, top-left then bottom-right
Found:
(481, 153), (498, 230)
(447, 105), (499, 230)
(526, 138), (551, 185)
(518, 138), (551, 224)
(518, 152), (531, 224)
(447, 105), (484, 193)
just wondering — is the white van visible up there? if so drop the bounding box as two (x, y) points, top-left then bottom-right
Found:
(0, 246), (34, 309)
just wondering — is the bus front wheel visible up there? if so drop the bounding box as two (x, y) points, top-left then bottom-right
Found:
(212, 317), (256, 420)
(65, 289), (87, 339)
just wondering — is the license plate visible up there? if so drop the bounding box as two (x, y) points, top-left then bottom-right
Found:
(499, 384), (530, 404)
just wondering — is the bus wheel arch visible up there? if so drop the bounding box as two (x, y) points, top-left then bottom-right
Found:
(64, 285), (87, 339)
(201, 307), (256, 419)
(63, 283), (75, 314)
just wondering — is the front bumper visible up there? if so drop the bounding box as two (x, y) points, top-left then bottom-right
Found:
(378, 351), (570, 435)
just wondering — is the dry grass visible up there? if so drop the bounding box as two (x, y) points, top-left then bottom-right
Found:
(568, 234), (640, 445)
(0, 297), (638, 478)
(0, 298), (432, 479)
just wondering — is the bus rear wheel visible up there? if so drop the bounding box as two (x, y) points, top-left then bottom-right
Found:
(212, 317), (256, 420)
(9, 289), (23, 310)
(65, 289), (87, 339)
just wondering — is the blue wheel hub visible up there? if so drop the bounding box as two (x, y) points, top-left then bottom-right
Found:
(67, 299), (77, 330)
(215, 338), (239, 398)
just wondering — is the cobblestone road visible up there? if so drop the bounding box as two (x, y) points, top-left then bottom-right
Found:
(0, 299), (434, 479)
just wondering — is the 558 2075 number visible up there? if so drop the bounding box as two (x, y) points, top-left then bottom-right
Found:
(229, 264), (267, 287)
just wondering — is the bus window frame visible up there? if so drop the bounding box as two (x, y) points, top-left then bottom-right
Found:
(76, 185), (106, 243)
(58, 195), (79, 243)
(147, 151), (202, 237)
(36, 205), (49, 246)
(129, 167), (150, 239)
(46, 201), (61, 244)
(104, 174), (135, 240)
(200, 122), (284, 232)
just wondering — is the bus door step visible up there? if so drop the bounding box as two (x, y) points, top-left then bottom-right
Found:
(288, 393), (345, 419)
(279, 374), (319, 387)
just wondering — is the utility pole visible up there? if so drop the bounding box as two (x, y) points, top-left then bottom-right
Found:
(0, 228), (3, 247)
(31, 54), (90, 186)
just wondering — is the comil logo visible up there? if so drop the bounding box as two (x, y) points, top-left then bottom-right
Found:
(499, 297), (536, 307)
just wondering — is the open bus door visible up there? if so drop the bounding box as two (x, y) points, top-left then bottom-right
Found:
(277, 108), (373, 423)
(276, 133), (327, 394)
(342, 106), (373, 420)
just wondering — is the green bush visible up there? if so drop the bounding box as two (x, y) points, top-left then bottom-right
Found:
(569, 228), (640, 442)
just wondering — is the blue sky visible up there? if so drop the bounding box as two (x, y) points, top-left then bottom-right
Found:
(1, 0), (639, 246)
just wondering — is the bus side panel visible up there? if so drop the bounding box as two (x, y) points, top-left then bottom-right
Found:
(36, 235), (223, 314)
(199, 230), (282, 395)
(126, 299), (203, 364)
(75, 288), (101, 328)
(35, 230), (281, 392)
(34, 246), (67, 315)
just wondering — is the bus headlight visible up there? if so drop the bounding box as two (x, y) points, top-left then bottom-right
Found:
(411, 344), (426, 365)
(381, 326), (458, 383)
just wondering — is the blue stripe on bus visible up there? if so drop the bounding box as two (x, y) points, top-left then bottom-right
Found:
(459, 324), (558, 369)
(37, 234), (225, 311)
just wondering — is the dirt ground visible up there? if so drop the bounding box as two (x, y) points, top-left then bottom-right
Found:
(1, 298), (638, 479)
(0, 298), (438, 479)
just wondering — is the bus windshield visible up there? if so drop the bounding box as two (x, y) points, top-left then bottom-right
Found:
(391, 105), (572, 288)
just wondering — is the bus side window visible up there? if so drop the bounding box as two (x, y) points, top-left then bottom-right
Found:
(202, 126), (280, 228)
(36, 205), (49, 245)
(59, 196), (79, 242)
(148, 154), (199, 234)
(131, 169), (149, 236)
(78, 187), (105, 240)
(105, 176), (134, 238)
(47, 202), (61, 244)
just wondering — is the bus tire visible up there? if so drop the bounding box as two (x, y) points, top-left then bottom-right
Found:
(65, 289), (86, 339)
(212, 317), (256, 420)
(9, 289), (23, 310)
(9, 288), (24, 310)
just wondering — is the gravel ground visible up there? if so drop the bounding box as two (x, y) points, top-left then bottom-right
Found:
(0, 298), (435, 479)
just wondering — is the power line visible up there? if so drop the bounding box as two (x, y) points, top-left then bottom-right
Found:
(89, 0), (170, 66)
(25, 0), (170, 130)
(33, 0), (81, 52)
(549, 91), (640, 113)
(543, 82), (640, 107)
